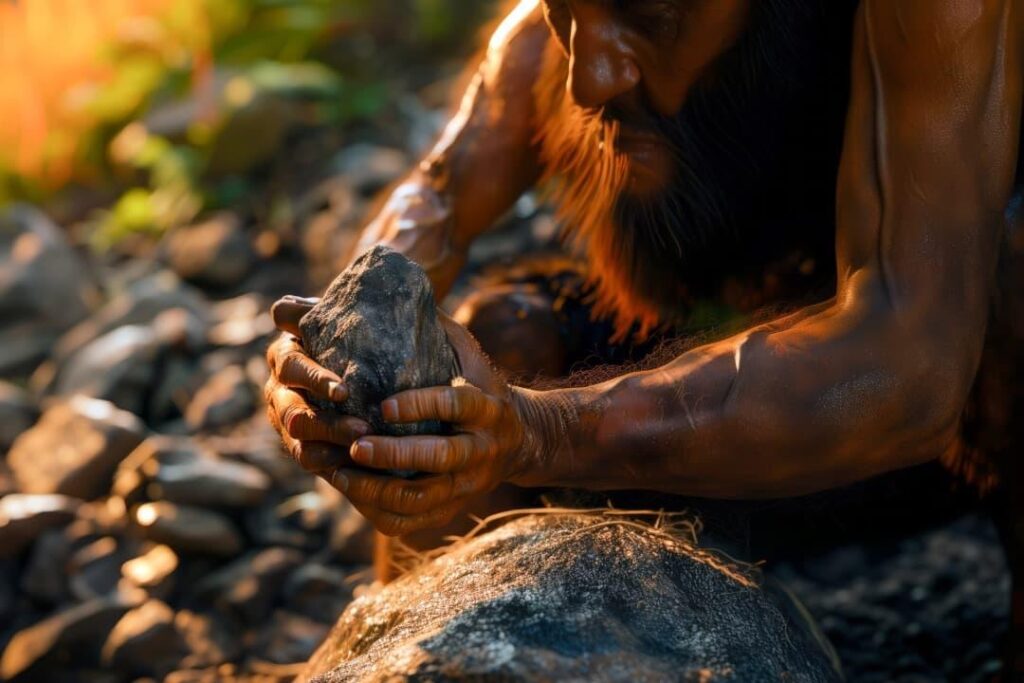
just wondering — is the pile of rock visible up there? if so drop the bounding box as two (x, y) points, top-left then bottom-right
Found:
(0, 203), (377, 682)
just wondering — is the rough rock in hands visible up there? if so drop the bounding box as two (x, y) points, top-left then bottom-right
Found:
(299, 246), (458, 436)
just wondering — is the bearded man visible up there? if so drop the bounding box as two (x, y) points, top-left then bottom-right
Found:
(264, 0), (1024, 672)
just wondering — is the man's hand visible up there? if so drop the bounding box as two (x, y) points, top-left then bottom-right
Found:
(340, 314), (529, 537)
(264, 296), (372, 478)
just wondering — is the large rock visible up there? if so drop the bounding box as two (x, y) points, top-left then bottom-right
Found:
(299, 246), (457, 436)
(163, 213), (256, 289)
(133, 501), (243, 556)
(52, 270), (210, 365)
(53, 308), (204, 418)
(0, 204), (99, 376)
(0, 494), (80, 559)
(300, 513), (842, 683)
(117, 435), (270, 507)
(7, 396), (146, 500)
(183, 364), (256, 431)
(0, 590), (143, 681)
(101, 599), (190, 678)
(189, 547), (305, 623)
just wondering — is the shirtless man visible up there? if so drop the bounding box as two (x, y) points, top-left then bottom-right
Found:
(264, 0), (1024, 673)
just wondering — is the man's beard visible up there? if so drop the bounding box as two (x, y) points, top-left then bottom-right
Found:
(534, 0), (857, 342)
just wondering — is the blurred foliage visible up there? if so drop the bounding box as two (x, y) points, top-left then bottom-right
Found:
(0, 0), (498, 246)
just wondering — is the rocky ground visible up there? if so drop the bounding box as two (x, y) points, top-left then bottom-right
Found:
(0, 110), (1011, 683)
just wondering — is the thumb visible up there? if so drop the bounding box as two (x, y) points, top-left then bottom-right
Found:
(271, 296), (320, 337)
(438, 310), (506, 396)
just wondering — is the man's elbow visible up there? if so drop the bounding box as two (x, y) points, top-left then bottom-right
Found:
(867, 349), (976, 473)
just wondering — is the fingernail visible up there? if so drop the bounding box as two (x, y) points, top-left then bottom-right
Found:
(351, 440), (373, 464)
(332, 470), (349, 493)
(381, 399), (399, 422)
(328, 381), (346, 402)
(351, 422), (370, 437)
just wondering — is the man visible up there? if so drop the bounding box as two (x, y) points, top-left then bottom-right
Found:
(265, 0), (1024, 671)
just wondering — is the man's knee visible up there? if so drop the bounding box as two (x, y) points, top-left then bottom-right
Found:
(452, 283), (568, 380)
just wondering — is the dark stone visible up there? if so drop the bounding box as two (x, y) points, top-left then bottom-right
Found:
(163, 213), (255, 289)
(68, 537), (129, 601)
(7, 396), (146, 500)
(53, 309), (205, 419)
(0, 590), (144, 681)
(133, 502), (243, 557)
(0, 381), (38, 453)
(189, 547), (305, 623)
(20, 530), (72, 605)
(771, 514), (1010, 683)
(284, 564), (353, 624)
(174, 609), (241, 670)
(300, 513), (841, 683)
(101, 599), (190, 678)
(52, 270), (210, 366)
(183, 365), (256, 431)
(253, 610), (330, 665)
(139, 438), (271, 508)
(299, 246), (457, 437)
(0, 494), (81, 559)
(0, 204), (99, 377)
(121, 544), (180, 599)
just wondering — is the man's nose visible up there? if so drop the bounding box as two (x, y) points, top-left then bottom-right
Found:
(567, 5), (640, 111)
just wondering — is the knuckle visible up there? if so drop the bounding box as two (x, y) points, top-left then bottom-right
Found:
(281, 405), (309, 437)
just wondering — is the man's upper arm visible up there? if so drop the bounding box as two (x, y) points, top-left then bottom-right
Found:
(836, 0), (1022, 329)
(835, 0), (1019, 376)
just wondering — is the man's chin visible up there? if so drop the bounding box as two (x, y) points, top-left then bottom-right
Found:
(623, 159), (674, 200)
(615, 138), (676, 200)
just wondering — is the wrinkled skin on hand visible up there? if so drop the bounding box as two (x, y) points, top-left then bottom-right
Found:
(264, 296), (528, 537)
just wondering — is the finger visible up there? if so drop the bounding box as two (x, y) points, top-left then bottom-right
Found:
(438, 311), (505, 395)
(278, 347), (348, 402)
(340, 469), (457, 515)
(269, 382), (319, 440)
(350, 434), (487, 473)
(290, 441), (352, 474)
(346, 495), (466, 537)
(271, 296), (319, 336)
(380, 385), (496, 425)
(286, 410), (371, 446)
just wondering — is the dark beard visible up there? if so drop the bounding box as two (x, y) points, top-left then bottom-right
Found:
(534, 0), (858, 341)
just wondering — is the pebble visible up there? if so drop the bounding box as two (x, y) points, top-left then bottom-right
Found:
(133, 502), (243, 557)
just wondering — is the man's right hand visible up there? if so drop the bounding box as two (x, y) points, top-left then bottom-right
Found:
(264, 295), (372, 479)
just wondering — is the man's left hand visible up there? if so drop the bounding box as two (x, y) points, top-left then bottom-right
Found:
(337, 313), (528, 536)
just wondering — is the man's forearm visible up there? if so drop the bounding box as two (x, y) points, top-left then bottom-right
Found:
(509, 293), (972, 499)
(345, 1), (550, 299)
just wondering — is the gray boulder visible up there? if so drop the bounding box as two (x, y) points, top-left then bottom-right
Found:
(163, 212), (256, 289)
(300, 513), (842, 683)
(7, 396), (146, 500)
(299, 246), (458, 437)
(53, 308), (205, 419)
(0, 494), (80, 559)
(52, 269), (210, 365)
(0, 204), (99, 376)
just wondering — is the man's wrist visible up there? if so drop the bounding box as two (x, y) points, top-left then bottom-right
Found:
(507, 386), (579, 487)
